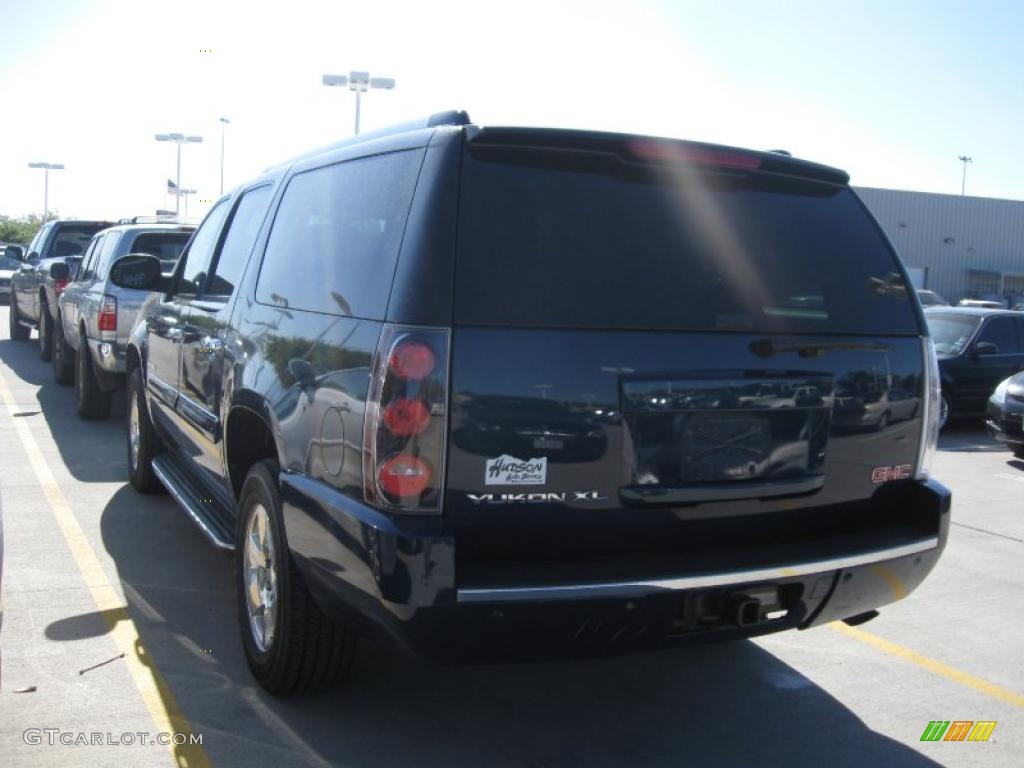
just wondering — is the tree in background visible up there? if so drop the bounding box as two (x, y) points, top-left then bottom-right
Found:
(0, 213), (57, 244)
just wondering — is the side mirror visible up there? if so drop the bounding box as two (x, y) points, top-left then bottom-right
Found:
(109, 253), (165, 291)
(27, 252), (39, 264)
(288, 358), (316, 388)
(972, 341), (998, 358)
(49, 262), (70, 281)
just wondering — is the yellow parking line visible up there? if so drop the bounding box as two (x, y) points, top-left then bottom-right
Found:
(0, 368), (211, 768)
(831, 622), (1024, 709)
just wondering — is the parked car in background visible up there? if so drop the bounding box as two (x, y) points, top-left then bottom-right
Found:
(8, 219), (114, 359)
(916, 289), (948, 307)
(56, 220), (194, 418)
(2, 243), (25, 261)
(986, 372), (1024, 458)
(957, 299), (1004, 309)
(0, 252), (21, 300)
(109, 112), (949, 695)
(925, 307), (1024, 426)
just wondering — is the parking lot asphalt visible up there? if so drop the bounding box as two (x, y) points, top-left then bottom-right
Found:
(0, 304), (1021, 768)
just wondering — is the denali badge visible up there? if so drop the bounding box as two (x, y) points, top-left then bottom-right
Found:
(871, 464), (912, 483)
(485, 455), (547, 486)
(468, 491), (607, 504)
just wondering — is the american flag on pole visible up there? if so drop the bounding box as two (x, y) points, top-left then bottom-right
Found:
(167, 178), (178, 194)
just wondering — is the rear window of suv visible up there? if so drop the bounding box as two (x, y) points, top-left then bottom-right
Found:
(455, 145), (921, 334)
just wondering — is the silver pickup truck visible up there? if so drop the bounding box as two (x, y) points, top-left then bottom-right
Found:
(56, 221), (194, 419)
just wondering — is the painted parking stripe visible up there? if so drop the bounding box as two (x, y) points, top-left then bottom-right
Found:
(831, 622), (1024, 709)
(0, 367), (211, 768)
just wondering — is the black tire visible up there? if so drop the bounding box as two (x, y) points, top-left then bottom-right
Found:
(8, 297), (29, 341)
(75, 330), (113, 420)
(127, 366), (164, 494)
(939, 393), (951, 430)
(1013, 446), (1024, 461)
(236, 460), (355, 695)
(52, 313), (75, 385)
(38, 300), (53, 361)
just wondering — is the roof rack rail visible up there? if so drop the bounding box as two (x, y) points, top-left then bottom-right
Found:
(116, 215), (187, 225)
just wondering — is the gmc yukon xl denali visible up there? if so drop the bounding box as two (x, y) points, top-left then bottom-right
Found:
(109, 111), (951, 694)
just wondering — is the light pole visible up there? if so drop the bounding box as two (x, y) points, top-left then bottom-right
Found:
(321, 71), (396, 135)
(179, 189), (197, 218)
(27, 162), (65, 220)
(155, 133), (203, 215)
(958, 155), (973, 196)
(218, 117), (230, 195)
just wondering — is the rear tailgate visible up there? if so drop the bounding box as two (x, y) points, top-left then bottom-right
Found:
(446, 132), (931, 586)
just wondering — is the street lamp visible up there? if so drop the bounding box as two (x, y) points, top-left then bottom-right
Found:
(155, 133), (203, 215)
(958, 155), (973, 196)
(321, 71), (396, 135)
(27, 161), (65, 220)
(178, 189), (197, 218)
(218, 117), (230, 195)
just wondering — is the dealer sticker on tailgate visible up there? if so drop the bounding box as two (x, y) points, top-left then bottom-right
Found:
(485, 455), (548, 485)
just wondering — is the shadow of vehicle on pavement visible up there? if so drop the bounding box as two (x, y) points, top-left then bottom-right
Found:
(0, 334), (126, 483)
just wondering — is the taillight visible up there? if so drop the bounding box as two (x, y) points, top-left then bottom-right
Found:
(915, 336), (941, 480)
(98, 295), (117, 332)
(363, 325), (449, 513)
(54, 278), (71, 297)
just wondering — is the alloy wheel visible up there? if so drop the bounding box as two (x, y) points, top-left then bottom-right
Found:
(244, 503), (278, 653)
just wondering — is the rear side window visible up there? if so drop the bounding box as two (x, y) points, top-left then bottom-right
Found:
(256, 150), (421, 318)
(455, 146), (921, 334)
(130, 231), (192, 272)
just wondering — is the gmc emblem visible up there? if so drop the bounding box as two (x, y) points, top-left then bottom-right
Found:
(871, 464), (912, 483)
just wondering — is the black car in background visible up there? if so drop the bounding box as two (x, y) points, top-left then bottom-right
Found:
(108, 112), (949, 694)
(9, 219), (115, 359)
(924, 307), (1024, 426)
(986, 372), (1024, 457)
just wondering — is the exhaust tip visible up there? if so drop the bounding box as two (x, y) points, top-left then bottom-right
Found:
(842, 610), (880, 627)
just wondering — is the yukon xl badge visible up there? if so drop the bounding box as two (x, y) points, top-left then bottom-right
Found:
(468, 491), (607, 504)
(485, 455), (547, 486)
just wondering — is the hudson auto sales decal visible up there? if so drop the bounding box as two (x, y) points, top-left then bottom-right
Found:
(485, 455), (548, 485)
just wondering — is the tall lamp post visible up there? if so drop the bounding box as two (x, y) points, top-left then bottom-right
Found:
(155, 133), (203, 215)
(958, 155), (973, 196)
(321, 71), (396, 135)
(218, 117), (230, 195)
(27, 161), (65, 220)
(179, 188), (197, 218)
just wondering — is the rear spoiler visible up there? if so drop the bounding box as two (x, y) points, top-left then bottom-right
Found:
(465, 126), (850, 185)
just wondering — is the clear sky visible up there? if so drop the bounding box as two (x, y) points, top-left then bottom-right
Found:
(1, 0), (1022, 222)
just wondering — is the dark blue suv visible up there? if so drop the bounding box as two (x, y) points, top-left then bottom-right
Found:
(109, 111), (951, 694)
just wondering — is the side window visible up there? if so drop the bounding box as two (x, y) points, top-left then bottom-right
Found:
(29, 223), (51, 256)
(256, 150), (421, 318)
(75, 236), (101, 281)
(976, 317), (1020, 354)
(95, 232), (122, 279)
(206, 186), (273, 298)
(176, 200), (231, 297)
(78, 234), (105, 281)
